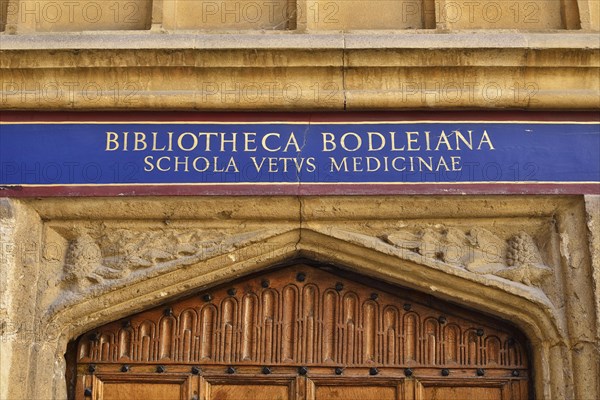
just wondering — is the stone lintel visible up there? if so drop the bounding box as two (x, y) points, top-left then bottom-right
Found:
(1, 32), (600, 50)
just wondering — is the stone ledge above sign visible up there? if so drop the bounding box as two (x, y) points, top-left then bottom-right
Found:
(1, 34), (598, 109)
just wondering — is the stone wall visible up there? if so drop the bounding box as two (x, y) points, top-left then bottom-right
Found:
(2, 0), (597, 32)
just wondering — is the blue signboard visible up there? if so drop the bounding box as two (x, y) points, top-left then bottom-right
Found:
(1, 118), (599, 195)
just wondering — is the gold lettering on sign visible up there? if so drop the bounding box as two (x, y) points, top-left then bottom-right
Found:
(319, 129), (495, 153)
(105, 127), (495, 176)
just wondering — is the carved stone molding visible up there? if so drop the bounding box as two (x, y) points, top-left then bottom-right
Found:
(57, 224), (553, 301)
(384, 227), (552, 287)
(48, 226), (293, 314)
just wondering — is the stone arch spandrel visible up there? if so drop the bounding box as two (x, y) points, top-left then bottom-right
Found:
(47, 230), (302, 339)
(43, 228), (570, 400)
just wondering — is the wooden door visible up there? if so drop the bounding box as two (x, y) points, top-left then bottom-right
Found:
(74, 265), (530, 400)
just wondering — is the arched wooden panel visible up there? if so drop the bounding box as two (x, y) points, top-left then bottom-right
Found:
(78, 265), (528, 370)
(75, 264), (530, 400)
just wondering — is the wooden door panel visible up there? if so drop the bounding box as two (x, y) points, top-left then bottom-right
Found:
(308, 378), (403, 400)
(208, 384), (289, 400)
(102, 383), (182, 400)
(202, 376), (296, 400)
(314, 385), (399, 400)
(422, 386), (503, 400)
(415, 379), (514, 400)
(90, 374), (192, 400)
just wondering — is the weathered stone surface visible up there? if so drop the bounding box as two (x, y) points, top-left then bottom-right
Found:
(162, 0), (295, 30)
(3, 0), (594, 32)
(302, 0), (426, 30)
(585, 196), (600, 355)
(8, 0), (152, 32)
(0, 33), (598, 110)
(0, 199), (44, 400)
(435, 0), (566, 30)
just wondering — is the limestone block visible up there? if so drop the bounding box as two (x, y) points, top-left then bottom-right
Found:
(0, 199), (45, 400)
(0, 0), (7, 31)
(12, 0), (151, 32)
(344, 64), (600, 109)
(162, 0), (295, 30)
(583, 0), (600, 30)
(303, 0), (426, 30)
(0, 52), (346, 109)
(435, 0), (564, 30)
(0, 199), (15, 400)
(584, 196), (600, 343)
